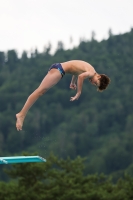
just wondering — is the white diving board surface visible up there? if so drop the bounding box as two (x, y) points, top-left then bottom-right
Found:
(0, 156), (46, 164)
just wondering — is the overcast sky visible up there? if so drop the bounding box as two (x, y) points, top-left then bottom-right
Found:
(0, 0), (133, 55)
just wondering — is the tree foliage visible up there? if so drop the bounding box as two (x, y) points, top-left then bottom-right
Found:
(0, 153), (133, 200)
(0, 29), (133, 181)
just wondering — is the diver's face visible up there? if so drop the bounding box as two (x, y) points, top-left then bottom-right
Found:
(89, 74), (101, 87)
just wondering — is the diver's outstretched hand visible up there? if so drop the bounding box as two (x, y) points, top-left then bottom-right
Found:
(70, 92), (81, 101)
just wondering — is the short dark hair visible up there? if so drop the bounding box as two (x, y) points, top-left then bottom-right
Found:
(98, 74), (111, 91)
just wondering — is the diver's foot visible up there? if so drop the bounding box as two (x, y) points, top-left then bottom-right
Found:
(16, 113), (25, 131)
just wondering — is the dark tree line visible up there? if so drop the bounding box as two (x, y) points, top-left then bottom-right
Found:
(0, 28), (133, 181)
(1, 153), (133, 200)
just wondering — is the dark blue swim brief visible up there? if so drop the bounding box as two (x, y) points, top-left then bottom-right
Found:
(48, 63), (65, 78)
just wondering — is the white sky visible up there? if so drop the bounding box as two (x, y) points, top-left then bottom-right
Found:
(0, 0), (133, 55)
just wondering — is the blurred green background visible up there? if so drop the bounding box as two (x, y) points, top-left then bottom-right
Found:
(0, 29), (133, 199)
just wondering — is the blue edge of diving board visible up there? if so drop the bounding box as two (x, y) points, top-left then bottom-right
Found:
(0, 156), (46, 164)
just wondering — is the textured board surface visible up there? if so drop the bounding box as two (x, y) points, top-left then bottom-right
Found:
(0, 156), (46, 164)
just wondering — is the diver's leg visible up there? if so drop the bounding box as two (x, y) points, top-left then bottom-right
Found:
(16, 69), (61, 131)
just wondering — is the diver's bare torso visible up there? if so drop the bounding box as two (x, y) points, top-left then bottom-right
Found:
(61, 60), (96, 76)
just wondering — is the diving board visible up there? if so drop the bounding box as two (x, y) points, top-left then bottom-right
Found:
(0, 156), (46, 164)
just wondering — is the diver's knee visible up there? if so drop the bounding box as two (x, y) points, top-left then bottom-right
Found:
(36, 88), (47, 96)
